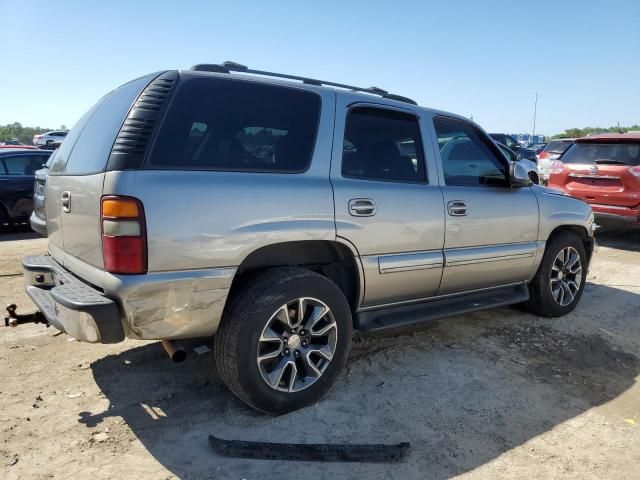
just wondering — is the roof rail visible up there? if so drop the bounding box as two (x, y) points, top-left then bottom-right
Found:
(190, 61), (417, 105)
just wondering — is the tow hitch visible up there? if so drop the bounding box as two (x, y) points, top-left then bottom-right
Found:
(3, 304), (48, 328)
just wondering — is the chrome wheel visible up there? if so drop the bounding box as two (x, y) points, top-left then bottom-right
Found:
(549, 246), (582, 307)
(257, 297), (338, 393)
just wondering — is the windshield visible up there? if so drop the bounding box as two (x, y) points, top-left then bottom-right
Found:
(561, 143), (640, 166)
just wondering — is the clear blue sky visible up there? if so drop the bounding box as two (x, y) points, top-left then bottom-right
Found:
(1, 0), (638, 135)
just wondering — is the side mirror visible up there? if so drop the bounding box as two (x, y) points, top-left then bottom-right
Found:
(516, 153), (522, 161)
(509, 161), (531, 187)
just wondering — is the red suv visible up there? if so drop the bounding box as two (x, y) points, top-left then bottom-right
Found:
(548, 133), (640, 228)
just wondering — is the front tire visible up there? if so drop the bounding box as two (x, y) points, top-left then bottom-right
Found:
(214, 267), (353, 414)
(524, 231), (588, 317)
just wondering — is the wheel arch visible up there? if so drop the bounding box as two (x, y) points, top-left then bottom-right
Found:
(230, 240), (363, 313)
(546, 225), (594, 264)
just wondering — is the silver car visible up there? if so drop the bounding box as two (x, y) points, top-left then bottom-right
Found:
(23, 63), (595, 413)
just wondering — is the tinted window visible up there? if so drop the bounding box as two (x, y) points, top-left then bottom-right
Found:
(147, 78), (321, 172)
(341, 107), (426, 183)
(561, 143), (640, 166)
(62, 75), (153, 175)
(434, 117), (508, 186)
(545, 141), (573, 154)
(2, 154), (49, 175)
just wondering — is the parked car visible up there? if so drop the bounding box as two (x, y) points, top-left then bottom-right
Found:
(547, 133), (640, 228)
(30, 150), (56, 236)
(33, 131), (68, 148)
(23, 63), (595, 413)
(489, 133), (538, 162)
(534, 143), (547, 154)
(0, 144), (38, 150)
(496, 141), (540, 184)
(537, 139), (575, 182)
(0, 148), (52, 228)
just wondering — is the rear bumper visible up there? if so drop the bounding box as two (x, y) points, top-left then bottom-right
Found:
(23, 255), (236, 342)
(591, 204), (640, 228)
(29, 211), (47, 236)
(23, 255), (124, 343)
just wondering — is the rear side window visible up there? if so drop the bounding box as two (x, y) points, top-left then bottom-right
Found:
(147, 77), (321, 172)
(60, 75), (154, 175)
(341, 107), (426, 183)
(561, 143), (640, 166)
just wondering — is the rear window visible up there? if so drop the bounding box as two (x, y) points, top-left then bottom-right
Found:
(51, 74), (155, 175)
(146, 77), (321, 172)
(545, 141), (573, 154)
(561, 143), (640, 166)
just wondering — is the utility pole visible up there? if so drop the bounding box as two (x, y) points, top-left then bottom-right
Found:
(532, 92), (538, 142)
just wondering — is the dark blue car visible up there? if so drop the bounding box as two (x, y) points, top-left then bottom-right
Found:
(0, 148), (52, 228)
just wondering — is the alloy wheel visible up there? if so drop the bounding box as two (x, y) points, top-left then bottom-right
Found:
(549, 246), (582, 307)
(257, 297), (338, 393)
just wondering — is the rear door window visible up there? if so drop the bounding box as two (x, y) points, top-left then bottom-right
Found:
(341, 107), (426, 183)
(146, 77), (321, 172)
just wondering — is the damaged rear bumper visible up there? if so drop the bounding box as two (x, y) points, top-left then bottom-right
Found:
(23, 255), (123, 343)
(23, 255), (236, 343)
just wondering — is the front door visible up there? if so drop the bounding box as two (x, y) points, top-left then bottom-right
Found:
(432, 116), (539, 295)
(332, 100), (445, 308)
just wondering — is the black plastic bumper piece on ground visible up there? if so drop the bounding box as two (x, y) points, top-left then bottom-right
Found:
(208, 434), (410, 462)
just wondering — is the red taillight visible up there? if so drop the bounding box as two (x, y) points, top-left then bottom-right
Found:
(629, 166), (640, 177)
(538, 151), (549, 159)
(549, 160), (566, 175)
(101, 196), (147, 274)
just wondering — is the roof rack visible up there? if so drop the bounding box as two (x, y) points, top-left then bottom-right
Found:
(190, 61), (417, 105)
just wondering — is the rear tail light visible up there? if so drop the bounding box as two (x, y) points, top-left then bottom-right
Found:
(549, 160), (566, 175)
(101, 196), (147, 274)
(629, 166), (640, 177)
(538, 151), (549, 160)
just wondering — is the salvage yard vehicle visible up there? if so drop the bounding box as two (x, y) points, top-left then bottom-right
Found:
(495, 141), (540, 184)
(0, 148), (52, 228)
(30, 149), (56, 236)
(547, 133), (640, 229)
(537, 139), (575, 182)
(22, 62), (595, 413)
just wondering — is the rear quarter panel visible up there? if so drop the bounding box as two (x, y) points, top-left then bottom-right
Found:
(102, 87), (337, 272)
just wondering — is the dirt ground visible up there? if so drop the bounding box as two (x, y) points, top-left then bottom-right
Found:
(1, 228), (639, 479)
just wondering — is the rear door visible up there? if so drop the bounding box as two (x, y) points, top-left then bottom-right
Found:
(47, 74), (156, 268)
(332, 100), (445, 307)
(432, 116), (539, 295)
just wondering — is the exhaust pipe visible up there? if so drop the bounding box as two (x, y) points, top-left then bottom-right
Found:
(162, 339), (187, 363)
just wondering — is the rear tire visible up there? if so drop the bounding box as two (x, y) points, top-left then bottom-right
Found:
(524, 231), (587, 317)
(214, 267), (353, 414)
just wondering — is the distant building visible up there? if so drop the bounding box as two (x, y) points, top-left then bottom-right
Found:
(510, 133), (546, 144)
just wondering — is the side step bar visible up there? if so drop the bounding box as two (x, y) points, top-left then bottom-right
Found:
(355, 284), (529, 331)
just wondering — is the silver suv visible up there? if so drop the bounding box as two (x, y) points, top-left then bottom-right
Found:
(23, 63), (595, 413)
